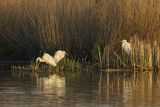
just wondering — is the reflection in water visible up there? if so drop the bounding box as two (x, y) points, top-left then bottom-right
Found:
(38, 74), (65, 98)
(0, 71), (160, 107)
(98, 72), (160, 107)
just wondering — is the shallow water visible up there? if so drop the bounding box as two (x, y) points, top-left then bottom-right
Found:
(0, 70), (160, 107)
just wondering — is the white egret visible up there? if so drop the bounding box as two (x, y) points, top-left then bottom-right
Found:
(36, 50), (67, 67)
(120, 39), (131, 55)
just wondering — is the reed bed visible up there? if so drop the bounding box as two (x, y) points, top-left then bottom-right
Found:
(0, 0), (159, 70)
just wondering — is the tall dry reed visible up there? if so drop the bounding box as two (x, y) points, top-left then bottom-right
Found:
(0, 0), (159, 70)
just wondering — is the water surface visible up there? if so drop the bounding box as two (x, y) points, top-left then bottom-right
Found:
(0, 70), (160, 107)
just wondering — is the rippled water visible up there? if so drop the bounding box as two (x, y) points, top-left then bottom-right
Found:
(0, 70), (160, 107)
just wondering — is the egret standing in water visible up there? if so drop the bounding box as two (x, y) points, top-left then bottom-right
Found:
(120, 39), (131, 55)
(36, 50), (67, 67)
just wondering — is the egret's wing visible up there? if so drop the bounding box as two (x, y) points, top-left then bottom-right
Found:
(122, 42), (131, 54)
(53, 50), (64, 63)
(126, 43), (131, 54)
(42, 53), (57, 66)
(127, 43), (131, 51)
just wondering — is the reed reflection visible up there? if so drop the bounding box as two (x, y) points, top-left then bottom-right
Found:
(98, 72), (160, 107)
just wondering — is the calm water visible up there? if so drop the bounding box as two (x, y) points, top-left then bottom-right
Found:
(0, 70), (160, 107)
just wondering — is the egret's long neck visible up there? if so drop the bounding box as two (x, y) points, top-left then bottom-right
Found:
(122, 41), (127, 45)
(36, 57), (45, 63)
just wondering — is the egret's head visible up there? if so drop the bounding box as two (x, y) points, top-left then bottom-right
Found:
(36, 57), (41, 64)
(36, 57), (44, 66)
(35, 57), (41, 69)
(120, 39), (127, 43)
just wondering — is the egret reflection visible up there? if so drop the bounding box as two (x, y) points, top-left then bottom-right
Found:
(38, 74), (66, 98)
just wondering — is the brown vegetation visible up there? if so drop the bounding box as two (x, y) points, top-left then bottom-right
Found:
(0, 0), (159, 70)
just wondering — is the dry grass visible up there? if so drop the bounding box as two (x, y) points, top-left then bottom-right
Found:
(0, 0), (159, 70)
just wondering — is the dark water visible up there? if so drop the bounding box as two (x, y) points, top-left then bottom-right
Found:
(0, 70), (160, 107)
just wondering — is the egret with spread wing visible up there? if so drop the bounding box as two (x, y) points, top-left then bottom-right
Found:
(36, 50), (67, 68)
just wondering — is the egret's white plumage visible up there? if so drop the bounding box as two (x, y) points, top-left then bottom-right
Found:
(36, 50), (67, 67)
(54, 50), (67, 63)
(121, 40), (131, 55)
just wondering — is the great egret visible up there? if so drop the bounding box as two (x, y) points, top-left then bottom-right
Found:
(36, 50), (67, 67)
(120, 39), (131, 55)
